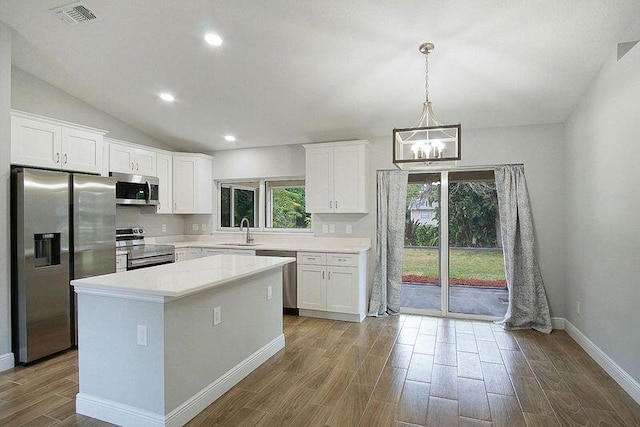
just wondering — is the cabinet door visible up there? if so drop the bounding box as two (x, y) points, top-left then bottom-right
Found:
(109, 143), (135, 174)
(156, 153), (173, 214)
(134, 148), (157, 176)
(187, 248), (202, 260)
(61, 127), (103, 174)
(195, 157), (213, 214)
(305, 147), (333, 213)
(173, 156), (197, 213)
(202, 249), (225, 257)
(11, 116), (62, 169)
(333, 145), (367, 213)
(326, 266), (359, 314)
(297, 264), (326, 310)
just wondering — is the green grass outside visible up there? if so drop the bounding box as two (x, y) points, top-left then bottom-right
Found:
(403, 247), (506, 282)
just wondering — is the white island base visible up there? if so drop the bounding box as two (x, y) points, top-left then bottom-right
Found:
(72, 255), (292, 426)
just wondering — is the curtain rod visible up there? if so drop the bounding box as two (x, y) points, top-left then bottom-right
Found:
(380, 163), (524, 172)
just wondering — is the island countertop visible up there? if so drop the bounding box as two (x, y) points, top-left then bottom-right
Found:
(71, 254), (295, 300)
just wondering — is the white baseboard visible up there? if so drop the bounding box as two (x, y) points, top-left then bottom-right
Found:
(558, 318), (640, 405)
(0, 352), (14, 372)
(551, 317), (565, 330)
(76, 334), (285, 427)
(76, 394), (164, 426)
(165, 334), (285, 426)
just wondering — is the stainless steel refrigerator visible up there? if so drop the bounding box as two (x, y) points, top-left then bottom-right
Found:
(11, 168), (116, 364)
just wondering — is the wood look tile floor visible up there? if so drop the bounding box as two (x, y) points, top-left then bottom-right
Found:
(1, 315), (639, 426)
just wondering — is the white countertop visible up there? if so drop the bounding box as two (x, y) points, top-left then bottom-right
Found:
(72, 254), (294, 300)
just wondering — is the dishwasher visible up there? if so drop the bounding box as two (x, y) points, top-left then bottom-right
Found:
(255, 250), (298, 315)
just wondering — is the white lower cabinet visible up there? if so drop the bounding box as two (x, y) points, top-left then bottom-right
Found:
(297, 251), (366, 322)
(175, 248), (188, 262)
(116, 254), (127, 273)
(175, 247), (256, 261)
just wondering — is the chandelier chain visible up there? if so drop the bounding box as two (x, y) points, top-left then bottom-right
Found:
(425, 51), (429, 103)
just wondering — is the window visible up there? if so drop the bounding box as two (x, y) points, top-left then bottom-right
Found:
(265, 180), (311, 229)
(217, 179), (311, 231)
(219, 182), (259, 227)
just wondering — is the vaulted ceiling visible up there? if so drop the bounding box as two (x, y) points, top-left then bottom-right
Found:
(1, 1), (639, 152)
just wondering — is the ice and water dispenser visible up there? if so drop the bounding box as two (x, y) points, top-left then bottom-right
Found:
(33, 233), (61, 268)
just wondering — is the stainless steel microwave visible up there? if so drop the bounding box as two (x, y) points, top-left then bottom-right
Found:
(110, 172), (159, 206)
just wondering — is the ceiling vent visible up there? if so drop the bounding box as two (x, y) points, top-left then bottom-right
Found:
(51, 2), (97, 25)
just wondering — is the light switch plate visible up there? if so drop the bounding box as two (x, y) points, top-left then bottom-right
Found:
(267, 286), (272, 300)
(192, 223), (199, 231)
(329, 224), (336, 233)
(137, 325), (148, 346)
(346, 225), (353, 234)
(213, 307), (221, 325)
(201, 223), (207, 231)
(322, 224), (328, 233)
(162, 224), (167, 232)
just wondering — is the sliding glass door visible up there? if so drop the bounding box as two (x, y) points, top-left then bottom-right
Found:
(401, 173), (441, 314)
(401, 170), (508, 320)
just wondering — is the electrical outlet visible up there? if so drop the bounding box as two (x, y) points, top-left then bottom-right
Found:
(213, 307), (221, 325)
(266, 286), (272, 300)
(346, 224), (352, 234)
(576, 301), (581, 315)
(162, 224), (167, 232)
(329, 224), (335, 234)
(137, 325), (148, 346)
(201, 223), (207, 231)
(192, 223), (199, 231)
(322, 224), (328, 233)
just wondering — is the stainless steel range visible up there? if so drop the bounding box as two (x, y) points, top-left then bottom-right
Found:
(116, 227), (175, 270)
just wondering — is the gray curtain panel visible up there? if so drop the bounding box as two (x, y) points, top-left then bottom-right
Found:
(368, 169), (408, 316)
(494, 165), (552, 334)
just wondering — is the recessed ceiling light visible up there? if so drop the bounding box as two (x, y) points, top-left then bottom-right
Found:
(159, 92), (175, 102)
(224, 135), (236, 142)
(204, 33), (223, 47)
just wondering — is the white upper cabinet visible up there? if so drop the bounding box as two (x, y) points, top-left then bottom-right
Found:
(156, 152), (173, 214)
(304, 140), (370, 213)
(11, 111), (105, 175)
(173, 154), (213, 214)
(108, 139), (157, 176)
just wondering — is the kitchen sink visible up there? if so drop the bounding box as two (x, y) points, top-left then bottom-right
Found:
(218, 242), (261, 246)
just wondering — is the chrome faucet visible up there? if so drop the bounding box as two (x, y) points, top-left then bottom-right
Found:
(239, 217), (254, 244)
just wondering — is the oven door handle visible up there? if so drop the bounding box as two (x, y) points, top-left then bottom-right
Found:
(128, 254), (176, 269)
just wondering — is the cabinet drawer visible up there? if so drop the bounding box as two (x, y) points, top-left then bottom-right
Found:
(327, 253), (358, 267)
(297, 252), (327, 265)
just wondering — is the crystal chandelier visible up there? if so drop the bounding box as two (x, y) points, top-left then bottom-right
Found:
(393, 42), (461, 169)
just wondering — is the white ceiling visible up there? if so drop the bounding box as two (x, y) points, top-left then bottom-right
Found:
(1, 1), (639, 152)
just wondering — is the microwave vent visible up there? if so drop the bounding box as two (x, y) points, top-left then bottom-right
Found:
(51, 2), (97, 25)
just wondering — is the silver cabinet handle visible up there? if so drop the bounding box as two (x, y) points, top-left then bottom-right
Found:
(322, 271), (325, 279)
(64, 153), (68, 164)
(337, 258), (347, 262)
(328, 271), (331, 280)
(136, 163), (140, 171)
(174, 202), (177, 210)
(55, 153), (60, 163)
(329, 200), (332, 208)
(131, 162), (134, 170)
(335, 201), (338, 209)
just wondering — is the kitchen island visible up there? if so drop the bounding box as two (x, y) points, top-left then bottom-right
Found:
(71, 254), (294, 427)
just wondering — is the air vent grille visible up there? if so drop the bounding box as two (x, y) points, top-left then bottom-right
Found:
(52, 2), (97, 25)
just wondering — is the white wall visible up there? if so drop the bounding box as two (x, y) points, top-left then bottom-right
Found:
(0, 22), (12, 365)
(210, 123), (567, 317)
(11, 67), (175, 151)
(116, 206), (184, 237)
(564, 44), (640, 382)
